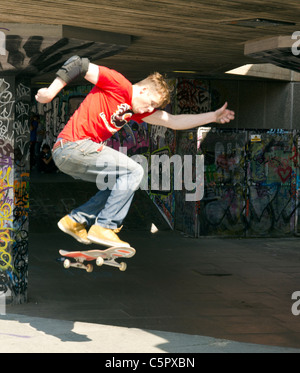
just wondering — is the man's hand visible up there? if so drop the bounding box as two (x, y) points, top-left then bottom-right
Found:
(35, 88), (54, 104)
(215, 102), (235, 124)
(35, 77), (67, 104)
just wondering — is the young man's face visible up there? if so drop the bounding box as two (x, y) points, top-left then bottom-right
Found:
(131, 87), (160, 114)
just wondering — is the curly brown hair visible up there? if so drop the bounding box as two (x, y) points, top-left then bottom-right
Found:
(137, 72), (171, 109)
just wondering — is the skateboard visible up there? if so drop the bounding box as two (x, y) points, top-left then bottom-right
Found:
(59, 246), (136, 273)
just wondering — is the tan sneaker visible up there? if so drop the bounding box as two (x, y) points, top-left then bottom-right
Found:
(57, 215), (91, 245)
(87, 225), (130, 247)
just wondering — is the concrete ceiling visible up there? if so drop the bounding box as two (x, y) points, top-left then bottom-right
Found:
(0, 0), (299, 84)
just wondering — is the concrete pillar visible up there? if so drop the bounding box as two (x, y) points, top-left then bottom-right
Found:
(0, 75), (30, 308)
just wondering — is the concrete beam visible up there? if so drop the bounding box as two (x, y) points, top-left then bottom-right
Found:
(0, 23), (131, 77)
(226, 63), (300, 82)
(244, 35), (300, 75)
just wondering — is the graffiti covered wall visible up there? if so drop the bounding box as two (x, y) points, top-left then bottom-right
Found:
(198, 128), (299, 237)
(0, 76), (30, 304)
(0, 77), (14, 304)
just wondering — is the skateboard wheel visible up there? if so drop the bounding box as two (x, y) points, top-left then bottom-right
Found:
(119, 262), (127, 271)
(86, 264), (93, 273)
(63, 259), (71, 269)
(96, 257), (104, 266)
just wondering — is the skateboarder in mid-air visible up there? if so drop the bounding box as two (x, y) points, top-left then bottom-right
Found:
(35, 56), (235, 248)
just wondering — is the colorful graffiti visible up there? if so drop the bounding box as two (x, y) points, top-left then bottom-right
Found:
(0, 77), (15, 299)
(0, 77), (30, 303)
(0, 146), (13, 272)
(198, 129), (299, 237)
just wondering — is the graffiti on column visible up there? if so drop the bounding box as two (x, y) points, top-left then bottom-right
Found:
(0, 78), (14, 142)
(0, 77), (30, 301)
(0, 139), (14, 272)
(14, 82), (30, 166)
(0, 78), (15, 296)
(12, 79), (30, 300)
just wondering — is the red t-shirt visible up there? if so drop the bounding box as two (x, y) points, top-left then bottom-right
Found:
(58, 66), (155, 143)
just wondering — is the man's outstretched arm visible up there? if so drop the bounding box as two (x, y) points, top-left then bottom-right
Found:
(35, 56), (99, 104)
(145, 102), (235, 130)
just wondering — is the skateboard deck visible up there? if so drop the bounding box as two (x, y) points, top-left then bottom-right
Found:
(59, 246), (135, 272)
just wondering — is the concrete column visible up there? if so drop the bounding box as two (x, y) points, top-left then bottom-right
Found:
(0, 75), (30, 308)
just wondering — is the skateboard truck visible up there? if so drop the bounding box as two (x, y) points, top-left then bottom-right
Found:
(62, 256), (127, 272)
(59, 247), (135, 273)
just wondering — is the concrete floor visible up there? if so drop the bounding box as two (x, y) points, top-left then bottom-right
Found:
(4, 228), (300, 353)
